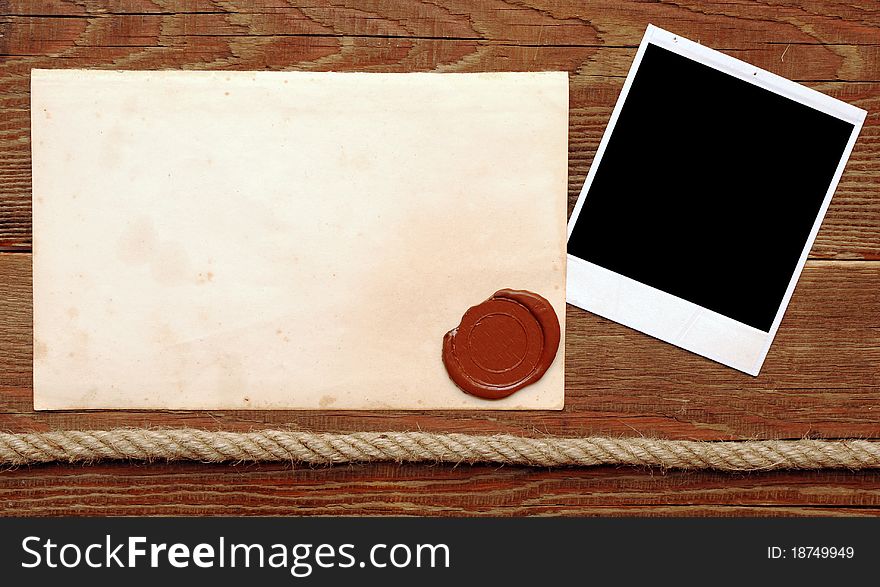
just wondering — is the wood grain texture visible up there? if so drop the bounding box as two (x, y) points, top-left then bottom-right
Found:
(3, 462), (880, 516)
(1, 0), (879, 256)
(2, 253), (878, 439)
(0, 0), (878, 516)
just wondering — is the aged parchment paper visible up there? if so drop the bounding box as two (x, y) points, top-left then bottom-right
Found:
(32, 70), (567, 410)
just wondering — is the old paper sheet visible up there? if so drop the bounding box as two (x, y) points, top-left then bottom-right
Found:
(32, 69), (567, 410)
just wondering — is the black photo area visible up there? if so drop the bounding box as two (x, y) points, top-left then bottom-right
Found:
(567, 44), (854, 332)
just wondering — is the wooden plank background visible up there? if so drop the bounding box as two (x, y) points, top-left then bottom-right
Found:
(1, 0), (878, 516)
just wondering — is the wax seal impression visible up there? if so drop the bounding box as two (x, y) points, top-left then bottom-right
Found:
(442, 289), (560, 400)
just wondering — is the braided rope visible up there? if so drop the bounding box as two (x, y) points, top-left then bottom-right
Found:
(2, 429), (879, 471)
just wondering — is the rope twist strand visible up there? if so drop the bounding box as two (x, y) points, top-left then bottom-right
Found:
(2, 429), (880, 471)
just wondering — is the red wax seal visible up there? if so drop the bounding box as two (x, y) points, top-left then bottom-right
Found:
(442, 289), (561, 400)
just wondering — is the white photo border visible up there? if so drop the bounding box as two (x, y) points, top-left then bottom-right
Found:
(566, 24), (867, 376)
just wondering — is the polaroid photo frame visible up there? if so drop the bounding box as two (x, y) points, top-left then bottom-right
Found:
(567, 25), (866, 376)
